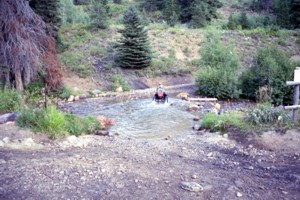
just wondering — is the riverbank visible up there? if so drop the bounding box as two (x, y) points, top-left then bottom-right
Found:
(0, 119), (299, 199)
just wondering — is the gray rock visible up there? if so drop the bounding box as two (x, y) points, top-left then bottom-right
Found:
(22, 138), (35, 146)
(0, 113), (17, 124)
(79, 94), (87, 99)
(89, 89), (101, 95)
(180, 182), (203, 192)
(0, 159), (6, 164)
(67, 95), (75, 102)
(3, 137), (10, 144)
(74, 96), (80, 101)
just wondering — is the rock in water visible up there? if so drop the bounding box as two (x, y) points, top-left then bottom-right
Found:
(180, 182), (203, 192)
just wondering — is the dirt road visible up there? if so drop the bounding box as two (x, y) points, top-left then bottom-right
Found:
(0, 122), (299, 200)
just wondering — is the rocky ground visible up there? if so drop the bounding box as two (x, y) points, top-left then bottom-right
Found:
(0, 117), (299, 200)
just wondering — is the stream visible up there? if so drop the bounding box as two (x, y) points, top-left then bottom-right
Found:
(64, 98), (195, 139)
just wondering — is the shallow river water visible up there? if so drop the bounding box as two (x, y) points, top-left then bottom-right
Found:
(65, 98), (195, 139)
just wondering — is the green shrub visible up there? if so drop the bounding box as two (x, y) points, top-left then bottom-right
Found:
(16, 107), (100, 139)
(240, 46), (296, 105)
(111, 74), (131, 92)
(246, 103), (288, 126)
(24, 81), (44, 106)
(201, 111), (250, 132)
(60, 0), (90, 25)
(195, 33), (240, 99)
(0, 87), (21, 114)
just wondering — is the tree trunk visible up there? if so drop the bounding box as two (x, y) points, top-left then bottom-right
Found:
(15, 67), (24, 91)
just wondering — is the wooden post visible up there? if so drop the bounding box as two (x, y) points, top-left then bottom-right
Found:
(285, 67), (300, 122)
(292, 85), (299, 122)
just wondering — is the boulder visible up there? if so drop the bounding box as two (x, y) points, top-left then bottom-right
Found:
(74, 96), (80, 101)
(180, 182), (203, 192)
(193, 116), (200, 121)
(116, 86), (123, 93)
(94, 130), (109, 136)
(96, 115), (114, 130)
(79, 94), (87, 99)
(0, 113), (17, 124)
(177, 92), (189, 100)
(188, 104), (199, 112)
(89, 89), (101, 95)
(67, 95), (75, 102)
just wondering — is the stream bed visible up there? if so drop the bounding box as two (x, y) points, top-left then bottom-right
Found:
(64, 98), (195, 139)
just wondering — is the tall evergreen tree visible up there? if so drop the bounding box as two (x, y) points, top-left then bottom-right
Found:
(90, 0), (109, 29)
(189, 0), (208, 28)
(115, 6), (151, 69)
(290, 0), (300, 28)
(164, 0), (180, 25)
(29, 0), (61, 37)
(274, 0), (292, 28)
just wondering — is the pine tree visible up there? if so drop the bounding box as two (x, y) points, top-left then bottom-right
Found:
(90, 0), (109, 29)
(291, 0), (300, 28)
(113, 0), (122, 4)
(240, 11), (250, 29)
(164, 0), (180, 25)
(115, 6), (152, 69)
(29, 0), (61, 37)
(274, 0), (292, 28)
(189, 0), (208, 28)
(227, 13), (237, 30)
(169, 11), (179, 27)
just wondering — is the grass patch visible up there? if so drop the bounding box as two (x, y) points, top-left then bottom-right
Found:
(16, 107), (100, 139)
(0, 87), (21, 114)
(201, 111), (251, 133)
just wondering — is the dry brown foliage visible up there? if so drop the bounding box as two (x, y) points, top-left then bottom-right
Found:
(0, 0), (62, 91)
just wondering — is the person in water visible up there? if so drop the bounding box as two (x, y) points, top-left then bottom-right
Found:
(153, 84), (168, 103)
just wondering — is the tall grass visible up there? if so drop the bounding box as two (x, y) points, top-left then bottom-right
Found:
(16, 107), (100, 139)
(0, 87), (21, 114)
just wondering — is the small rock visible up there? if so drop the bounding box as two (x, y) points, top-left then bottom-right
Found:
(89, 89), (101, 95)
(3, 137), (10, 144)
(0, 141), (3, 147)
(180, 182), (203, 192)
(191, 174), (198, 179)
(74, 96), (80, 101)
(79, 94), (87, 99)
(94, 130), (109, 136)
(237, 192), (243, 197)
(223, 134), (228, 138)
(282, 191), (288, 195)
(207, 152), (214, 158)
(0, 113), (17, 124)
(0, 159), (6, 164)
(67, 95), (75, 102)
(247, 166), (254, 170)
(116, 86), (123, 93)
(193, 124), (201, 131)
(22, 138), (35, 146)
(177, 92), (189, 100)
(188, 104), (199, 112)
(193, 116), (200, 121)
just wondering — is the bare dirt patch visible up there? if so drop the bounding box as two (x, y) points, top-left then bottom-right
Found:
(0, 120), (299, 199)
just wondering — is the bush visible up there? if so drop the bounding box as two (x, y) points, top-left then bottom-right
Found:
(240, 46), (296, 105)
(227, 12), (274, 30)
(246, 103), (288, 126)
(16, 107), (100, 139)
(60, 0), (90, 25)
(0, 87), (21, 114)
(201, 111), (250, 132)
(195, 33), (240, 99)
(111, 74), (131, 92)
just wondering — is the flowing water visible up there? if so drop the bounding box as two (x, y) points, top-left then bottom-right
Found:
(65, 98), (195, 139)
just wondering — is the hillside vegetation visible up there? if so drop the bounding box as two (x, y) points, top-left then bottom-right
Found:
(56, 0), (300, 98)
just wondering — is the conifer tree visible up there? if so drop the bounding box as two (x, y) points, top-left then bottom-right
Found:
(29, 0), (61, 37)
(291, 0), (300, 28)
(115, 6), (151, 69)
(274, 0), (291, 28)
(164, 0), (180, 25)
(90, 0), (109, 29)
(189, 0), (208, 28)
